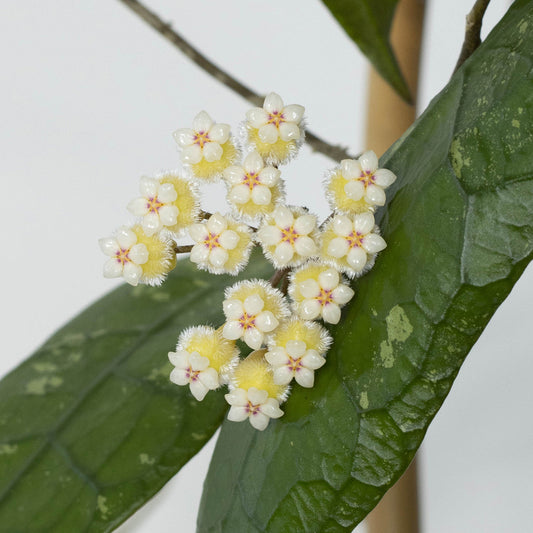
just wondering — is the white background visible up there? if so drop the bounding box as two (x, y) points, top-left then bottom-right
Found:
(1, 1), (532, 532)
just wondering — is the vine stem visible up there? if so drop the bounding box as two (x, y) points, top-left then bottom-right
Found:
(174, 245), (193, 254)
(268, 268), (290, 292)
(116, 0), (352, 162)
(454, 0), (492, 73)
(364, 0), (426, 532)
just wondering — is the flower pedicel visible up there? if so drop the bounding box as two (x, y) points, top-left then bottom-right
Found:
(99, 92), (397, 430)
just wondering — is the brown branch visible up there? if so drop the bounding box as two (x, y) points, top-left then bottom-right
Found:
(319, 212), (335, 231)
(116, 0), (352, 162)
(453, 0), (492, 73)
(280, 273), (290, 296)
(269, 268), (290, 289)
(174, 245), (193, 254)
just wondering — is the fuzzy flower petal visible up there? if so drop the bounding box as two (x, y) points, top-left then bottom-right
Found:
(256, 206), (320, 268)
(221, 280), (289, 349)
(225, 350), (288, 430)
(223, 151), (284, 220)
(320, 212), (386, 277)
(325, 150), (397, 214)
(266, 317), (330, 388)
(289, 263), (355, 324)
(173, 111), (238, 181)
(244, 92), (305, 165)
(128, 173), (200, 237)
(99, 225), (176, 286)
(264, 92), (284, 113)
(188, 213), (253, 275)
(169, 325), (240, 393)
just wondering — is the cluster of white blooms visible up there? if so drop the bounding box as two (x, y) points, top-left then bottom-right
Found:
(99, 171), (200, 286)
(100, 92), (397, 430)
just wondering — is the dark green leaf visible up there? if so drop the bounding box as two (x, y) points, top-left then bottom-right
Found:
(0, 252), (272, 531)
(321, 0), (411, 101)
(198, 2), (533, 531)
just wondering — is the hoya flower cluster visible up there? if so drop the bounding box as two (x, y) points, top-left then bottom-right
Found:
(99, 92), (397, 431)
(99, 171), (200, 286)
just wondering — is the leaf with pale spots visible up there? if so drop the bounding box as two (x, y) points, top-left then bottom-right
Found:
(198, 3), (533, 531)
(0, 250), (272, 531)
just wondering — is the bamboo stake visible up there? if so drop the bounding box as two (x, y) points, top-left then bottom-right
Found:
(364, 0), (426, 532)
(365, 0), (426, 156)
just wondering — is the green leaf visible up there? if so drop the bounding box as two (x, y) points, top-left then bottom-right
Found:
(0, 252), (272, 531)
(198, 2), (533, 532)
(321, 0), (411, 101)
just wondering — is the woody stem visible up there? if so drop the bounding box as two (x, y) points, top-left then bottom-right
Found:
(269, 268), (290, 289)
(174, 245), (193, 254)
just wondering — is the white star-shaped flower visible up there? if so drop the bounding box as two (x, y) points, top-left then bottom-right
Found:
(325, 151), (397, 213)
(99, 226), (176, 286)
(265, 340), (326, 388)
(222, 294), (279, 349)
(290, 264), (355, 324)
(127, 177), (180, 236)
(224, 151), (283, 219)
(342, 151), (396, 206)
(245, 93), (305, 165)
(322, 212), (387, 277)
(173, 111), (231, 165)
(225, 387), (284, 431)
(170, 325), (239, 397)
(246, 92), (305, 145)
(188, 213), (252, 275)
(99, 226), (149, 286)
(168, 350), (220, 401)
(256, 206), (319, 268)
(222, 280), (289, 349)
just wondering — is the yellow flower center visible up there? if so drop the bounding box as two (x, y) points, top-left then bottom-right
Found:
(194, 131), (211, 148)
(246, 401), (261, 415)
(239, 312), (257, 330)
(346, 231), (364, 249)
(280, 226), (299, 245)
(358, 170), (376, 188)
(266, 111), (285, 129)
(203, 232), (220, 250)
(287, 356), (304, 373)
(185, 367), (201, 382)
(115, 248), (131, 265)
(146, 196), (164, 214)
(316, 288), (333, 307)
(242, 171), (261, 191)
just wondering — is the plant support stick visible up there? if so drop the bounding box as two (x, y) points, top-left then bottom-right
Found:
(364, 0), (426, 531)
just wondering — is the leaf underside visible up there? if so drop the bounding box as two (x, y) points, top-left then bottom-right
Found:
(198, 2), (533, 532)
(0, 253), (272, 532)
(321, 0), (411, 101)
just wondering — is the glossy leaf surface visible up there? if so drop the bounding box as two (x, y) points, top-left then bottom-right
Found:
(321, 0), (410, 101)
(0, 253), (271, 531)
(198, 2), (533, 531)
